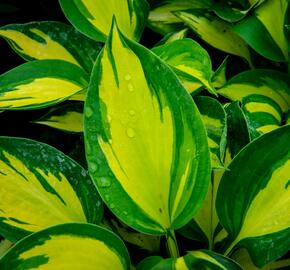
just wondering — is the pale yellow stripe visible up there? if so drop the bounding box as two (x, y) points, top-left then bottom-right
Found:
(256, 124), (279, 133)
(244, 102), (282, 122)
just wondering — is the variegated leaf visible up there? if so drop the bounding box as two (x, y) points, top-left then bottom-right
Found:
(175, 9), (251, 63)
(218, 69), (290, 139)
(0, 137), (102, 242)
(59, 0), (149, 42)
(148, 0), (213, 35)
(0, 21), (102, 72)
(137, 250), (242, 270)
(217, 125), (290, 267)
(84, 21), (211, 235)
(234, 0), (289, 62)
(152, 39), (216, 95)
(0, 60), (88, 110)
(0, 223), (130, 270)
(34, 103), (84, 133)
(213, 0), (266, 22)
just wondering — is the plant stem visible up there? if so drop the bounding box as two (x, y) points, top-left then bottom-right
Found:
(166, 230), (179, 258)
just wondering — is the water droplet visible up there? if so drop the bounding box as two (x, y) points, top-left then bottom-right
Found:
(109, 203), (115, 209)
(107, 115), (112, 123)
(85, 107), (93, 118)
(89, 163), (98, 173)
(128, 83), (134, 92)
(186, 148), (190, 153)
(126, 128), (135, 138)
(104, 194), (110, 201)
(123, 211), (128, 215)
(98, 176), (111, 187)
(129, 110), (135, 116)
(125, 74), (131, 81)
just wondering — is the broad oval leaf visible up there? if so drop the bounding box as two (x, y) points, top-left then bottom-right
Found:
(84, 21), (211, 235)
(59, 0), (149, 42)
(0, 137), (102, 242)
(218, 69), (290, 139)
(0, 21), (102, 72)
(234, 0), (289, 62)
(0, 60), (88, 110)
(34, 103), (84, 133)
(137, 250), (242, 270)
(175, 9), (251, 63)
(148, 0), (213, 35)
(216, 125), (290, 267)
(152, 39), (216, 95)
(0, 223), (130, 270)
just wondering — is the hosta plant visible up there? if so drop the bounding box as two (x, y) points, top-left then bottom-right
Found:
(0, 0), (289, 269)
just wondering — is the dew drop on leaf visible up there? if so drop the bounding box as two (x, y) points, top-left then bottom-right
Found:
(98, 176), (111, 187)
(126, 128), (135, 138)
(85, 107), (93, 118)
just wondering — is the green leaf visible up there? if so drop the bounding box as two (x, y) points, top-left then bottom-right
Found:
(195, 96), (227, 168)
(0, 21), (102, 72)
(213, 0), (266, 22)
(152, 39), (216, 95)
(232, 248), (290, 270)
(0, 137), (103, 242)
(175, 9), (251, 63)
(212, 57), (228, 89)
(216, 125), (290, 267)
(137, 250), (242, 270)
(0, 223), (130, 270)
(84, 21), (211, 235)
(218, 69), (290, 139)
(59, 0), (149, 42)
(148, 0), (213, 35)
(155, 29), (188, 46)
(234, 0), (289, 62)
(0, 60), (89, 110)
(33, 103), (84, 133)
(105, 218), (161, 253)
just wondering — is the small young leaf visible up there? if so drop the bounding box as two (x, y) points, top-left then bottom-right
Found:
(34, 103), (84, 133)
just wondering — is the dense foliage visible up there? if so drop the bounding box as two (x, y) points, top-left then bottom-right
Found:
(0, 0), (289, 269)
